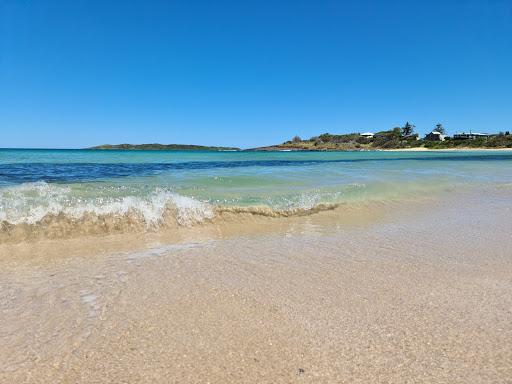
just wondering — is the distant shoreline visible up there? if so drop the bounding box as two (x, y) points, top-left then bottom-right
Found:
(89, 143), (240, 151)
(2, 146), (511, 152)
(247, 146), (512, 152)
(251, 129), (512, 151)
(383, 147), (512, 152)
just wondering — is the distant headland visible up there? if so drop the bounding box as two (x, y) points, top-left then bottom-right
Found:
(252, 123), (512, 151)
(89, 144), (240, 151)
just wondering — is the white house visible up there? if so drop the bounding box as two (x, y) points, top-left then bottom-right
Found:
(360, 132), (374, 138)
(425, 131), (446, 141)
(453, 132), (491, 140)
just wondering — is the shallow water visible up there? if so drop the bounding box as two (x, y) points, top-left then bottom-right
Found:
(1, 149), (512, 241)
(1, 189), (511, 383)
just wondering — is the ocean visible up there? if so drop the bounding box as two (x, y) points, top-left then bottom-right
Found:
(1, 148), (512, 241)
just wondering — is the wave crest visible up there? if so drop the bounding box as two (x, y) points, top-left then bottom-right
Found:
(0, 182), (219, 242)
(0, 182), (213, 226)
(0, 182), (345, 243)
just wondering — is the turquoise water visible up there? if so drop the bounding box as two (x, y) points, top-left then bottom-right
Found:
(1, 149), (512, 226)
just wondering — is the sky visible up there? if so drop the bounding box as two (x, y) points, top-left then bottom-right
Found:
(1, 0), (511, 149)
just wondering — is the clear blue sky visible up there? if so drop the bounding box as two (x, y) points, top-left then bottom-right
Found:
(1, 0), (511, 148)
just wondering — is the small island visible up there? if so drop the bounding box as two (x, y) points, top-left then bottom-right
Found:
(89, 143), (240, 151)
(253, 123), (512, 151)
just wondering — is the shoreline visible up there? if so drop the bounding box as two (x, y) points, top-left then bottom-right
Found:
(2, 146), (512, 152)
(0, 196), (433, 261)
(248, 146), (512, 152)
(383, 147), (512, 152)
(2, 181), (511, 250)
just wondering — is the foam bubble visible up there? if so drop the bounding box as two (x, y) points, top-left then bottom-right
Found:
(0, 181), (213, 226)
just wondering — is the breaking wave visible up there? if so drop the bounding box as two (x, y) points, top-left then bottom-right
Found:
(0, 182), (213, 225)
(0, 182), (341, 243)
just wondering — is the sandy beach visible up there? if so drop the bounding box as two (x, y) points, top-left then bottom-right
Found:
(1, 189), (511, 383)
(2, 0), (511, 382)
(384, 147), (512, 152)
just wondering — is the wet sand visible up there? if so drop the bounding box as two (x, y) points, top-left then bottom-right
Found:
(1, 190), (511, 383)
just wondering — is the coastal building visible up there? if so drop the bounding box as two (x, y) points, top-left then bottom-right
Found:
(425, 131), (446, 141)
(453, 132), (492, 140)
(360, 132), (374, 138)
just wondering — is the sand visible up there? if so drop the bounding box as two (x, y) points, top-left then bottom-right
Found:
(384, 147), (512, 151)
(1, 190), (511, 383)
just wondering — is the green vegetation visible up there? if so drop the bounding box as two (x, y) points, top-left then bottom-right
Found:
(401, 122), (415, 136)
(274, 132), (372, 151)
(270, 123), (422, 151)
(434, 123), (445, 134)
(90, 125), (512, 152)
(258, 123), (512, 151)
(89, 144), (240, 151)
(424, 135), (512, 149)
(372, 127), (421, 149)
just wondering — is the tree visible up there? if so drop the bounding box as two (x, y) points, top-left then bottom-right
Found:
(401, 122), (415, 136)
(292, 135), (302, 143)
(434, 123), (445, 134)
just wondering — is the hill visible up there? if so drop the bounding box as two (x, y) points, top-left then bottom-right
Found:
(253, 129), (512, 151)
(89, 144), (240, 151)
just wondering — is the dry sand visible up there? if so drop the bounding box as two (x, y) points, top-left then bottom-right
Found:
(384, 147), (512, 152)
(1, 190), (511, 383)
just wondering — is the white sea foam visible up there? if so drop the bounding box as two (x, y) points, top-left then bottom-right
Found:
(0, 181), (214, 226)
